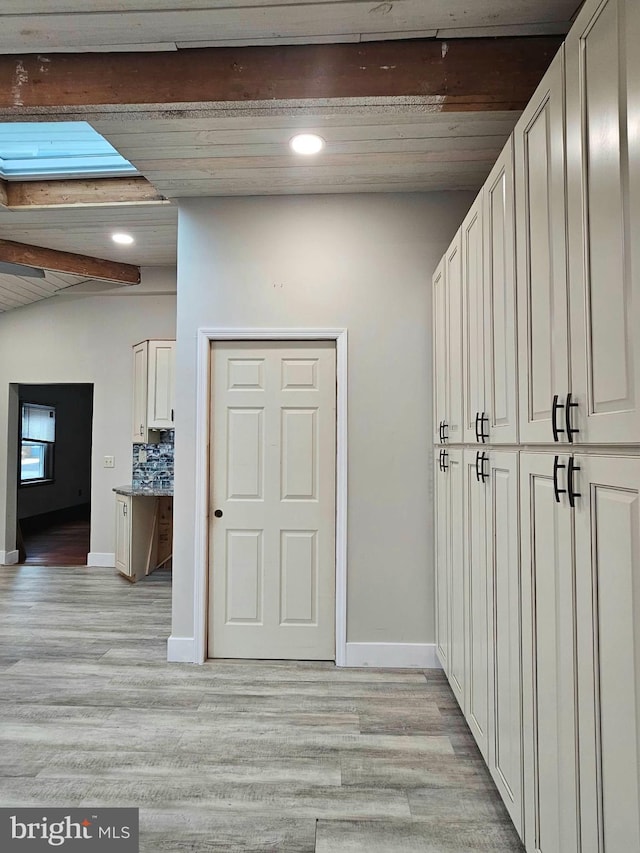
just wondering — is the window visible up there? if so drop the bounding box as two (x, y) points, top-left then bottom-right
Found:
(20, 403), (55, 484)
(0, 122), (137, 179)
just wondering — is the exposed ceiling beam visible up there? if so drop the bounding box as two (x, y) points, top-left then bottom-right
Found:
(0, 37), (563, 116)
(0, 239), (140, 283)
(0, 177), (167, 210)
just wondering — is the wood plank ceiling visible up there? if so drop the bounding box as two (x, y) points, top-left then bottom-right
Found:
(0, 269), (93, 313)
(0, 1), (584, 311)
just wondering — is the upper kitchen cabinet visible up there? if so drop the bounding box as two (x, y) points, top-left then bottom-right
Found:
(461, 193), (485, 445)
(433, 258), (448, 445)
(515, 48), (571, 445)
(565, 0), (640, 445)
(483, 139), (518, 445)
(462, 138), (519, 446)
(132, 339), (176, 442)
(433, 230), (464, 445)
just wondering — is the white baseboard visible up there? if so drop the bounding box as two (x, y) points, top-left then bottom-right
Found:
(87, 552), (115, 568)
(167, 636), (197, 663)
(0, 550), (19, 566)
(344, 642), (442, 669)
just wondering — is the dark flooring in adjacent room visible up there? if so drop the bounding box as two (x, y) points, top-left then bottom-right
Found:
(19, 512), (91, 566)
(0, 564), (524, 853)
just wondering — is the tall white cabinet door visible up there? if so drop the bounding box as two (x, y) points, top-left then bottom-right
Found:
(447, 448), (465, 708)
(484, 139), (519, 445)
(573, 455), (640, 853)
(487, 451), (523, 839)
(433, 258), (448, 444)
(132, 341), (148, 442)
(462, 195), (486, 445)
(114, 495), (131, 578)
(463, 449), (489, 760)
(566, 0), (640, 444)
(515, 50), (571, 445)
(520, 452), (579, 853)
(147, 340), (176, 429)
(434, 448), (450, 672)
(446, 231), (463, 444)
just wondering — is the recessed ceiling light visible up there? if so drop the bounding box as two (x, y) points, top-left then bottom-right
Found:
(290, 133), (325, 155)
(112, 232), (134, 245)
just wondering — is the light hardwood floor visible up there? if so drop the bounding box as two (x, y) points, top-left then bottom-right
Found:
(0, 565), (524, 852)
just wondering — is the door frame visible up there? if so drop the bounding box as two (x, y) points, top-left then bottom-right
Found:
(193, 327), (348, 666)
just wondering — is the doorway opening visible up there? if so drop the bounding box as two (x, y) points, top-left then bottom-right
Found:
(16, 383), (94, 566)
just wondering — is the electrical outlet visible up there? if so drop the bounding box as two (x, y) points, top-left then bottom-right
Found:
(104, 455), (115, 468)
(138, 449), (148, 463)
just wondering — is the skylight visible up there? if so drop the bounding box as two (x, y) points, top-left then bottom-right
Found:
(0, 122), (137, 179)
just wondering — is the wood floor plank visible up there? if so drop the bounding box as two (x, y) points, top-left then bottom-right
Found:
(0, 564), (523, 851)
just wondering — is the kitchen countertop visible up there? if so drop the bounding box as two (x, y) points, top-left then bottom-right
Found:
(113, 485), (174, 497)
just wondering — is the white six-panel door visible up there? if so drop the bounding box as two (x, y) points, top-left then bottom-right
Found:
(520, 452), (579, 853)
(565, 0), (640, 445)
(208, 340), (336, 660)
(515, 50), (571, 445)
(574, 454), (640, 853)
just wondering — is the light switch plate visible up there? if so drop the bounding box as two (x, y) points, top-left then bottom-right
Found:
(138, 449), (148, 463)
(104, 455), (115, 468)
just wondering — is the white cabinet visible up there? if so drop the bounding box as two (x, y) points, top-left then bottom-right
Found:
(445, 233), (464, 444)
(565, 0), (640, 445)
(434, 447), (464, 708)
(463, 448), (489, 760)
(486, 451), (522, 837)
(461, 139), (518, 447)
(147, 340), (176, 430)
(132, 339), (176, 441)
(574, 454), (640, 853)
(432, 259), (448, 445)
(520, 452), (640, 853)
(462, 195), (485, 445)
(132, 342), (148, 443)
(515, 49), (571, 445)
(114, 493), (131, 577)
(519, 452), (579, 853)
(114, 493), (167, 582)
(483, 140), (518, 445)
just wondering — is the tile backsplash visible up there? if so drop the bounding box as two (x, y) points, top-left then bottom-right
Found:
(132, 430), (174, 490)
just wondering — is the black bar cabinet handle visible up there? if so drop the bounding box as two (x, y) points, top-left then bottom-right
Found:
(480, 412), (489, 443)
(553, 455), (567, 504)
(442, 421), (448, 443)
(567, 456), (581, 507)
(475, 451), (481, 482)
(552, 395), (565, 443)
(565, 393), (579, 443)
(475, 412), (481, 443)
(480, 451), (489, 483)
(441, 450), (448, 471)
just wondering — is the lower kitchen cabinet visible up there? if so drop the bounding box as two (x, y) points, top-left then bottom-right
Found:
(435, 447), (465, 708)
(436, 448), (524, 839)
(520, 452), (640, 853)
(114, 493), (172, 582)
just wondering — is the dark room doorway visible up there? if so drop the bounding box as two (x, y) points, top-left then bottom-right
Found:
(16, 383), (94, 566)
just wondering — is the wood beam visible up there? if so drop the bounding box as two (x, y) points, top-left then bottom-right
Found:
(0, 37), (563, 115)
(0, 240), (140, 284)
(4, 177), (167, 210)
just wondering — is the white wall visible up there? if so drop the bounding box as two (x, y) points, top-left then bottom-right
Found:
(173, 193), (473, 652)
(0, 267), (176, 563)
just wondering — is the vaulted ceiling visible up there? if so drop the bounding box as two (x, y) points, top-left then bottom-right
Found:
(0, 0), (584, 311)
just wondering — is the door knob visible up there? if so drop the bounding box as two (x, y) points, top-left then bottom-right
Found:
(214, 509), (223, 518)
